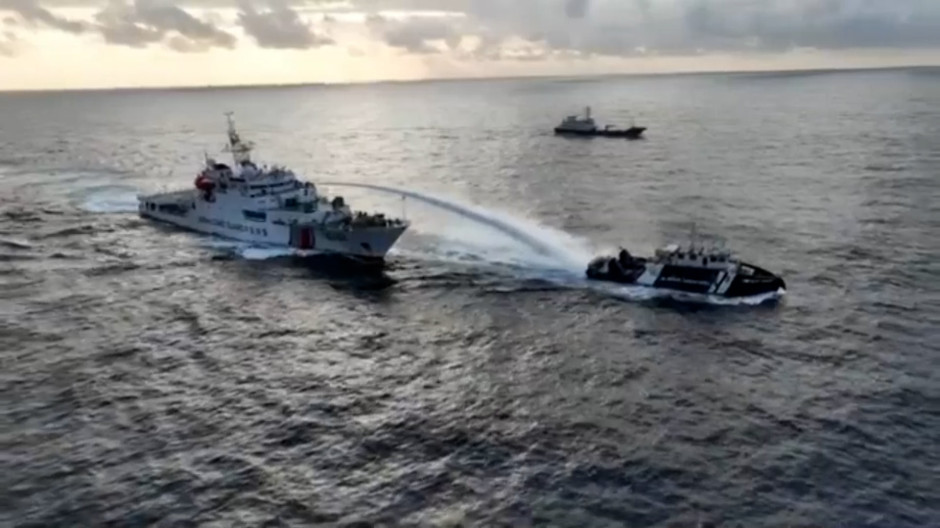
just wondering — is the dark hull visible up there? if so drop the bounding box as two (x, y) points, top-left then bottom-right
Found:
(291, 253), (388, 272)
(722, 272), (786, 298)
(586, 264), (645, 284)
(554, 126), (646, 139)
(586, 260), (785, 298)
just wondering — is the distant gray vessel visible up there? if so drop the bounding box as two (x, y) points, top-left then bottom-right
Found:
(554, 106), (646, 138)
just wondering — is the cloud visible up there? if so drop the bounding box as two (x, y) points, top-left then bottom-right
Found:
(94, 0), (236, 50)
(353, 0), (940, 59)
(564, 0), (589, 19)
(166, 33), (212, 51)
(1, 0), (938, 60)
(238, 1), (333, 49)
(135, 1), (235, 47)
(94, 1), (162, 46)
(0, 0), (89, 33)
(0, 29), (15, 55)
(0, 0), (237, 50)
(368, 13), (461, 54)
(352, 0), (468, 14)
(678, 0), (940, 52)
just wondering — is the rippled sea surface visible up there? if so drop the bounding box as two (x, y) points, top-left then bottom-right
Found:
(2, 68), (939, 528)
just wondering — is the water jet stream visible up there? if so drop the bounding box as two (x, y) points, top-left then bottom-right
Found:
(320, 181), (591, 269)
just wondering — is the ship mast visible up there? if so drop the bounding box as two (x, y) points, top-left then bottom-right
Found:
(224, 112), (254, 165)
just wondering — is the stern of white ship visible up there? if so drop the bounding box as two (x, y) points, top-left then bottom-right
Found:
(137, 190), (198, 221)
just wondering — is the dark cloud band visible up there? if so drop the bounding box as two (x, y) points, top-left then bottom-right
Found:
(1, 0), (938, 58)
(238, 1), (332, 49)
(0, 0), (334, 54)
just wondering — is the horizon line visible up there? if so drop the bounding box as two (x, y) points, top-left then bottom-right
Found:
(1, 63), (937, 95)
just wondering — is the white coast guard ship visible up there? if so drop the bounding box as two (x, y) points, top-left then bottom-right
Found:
(138, 114), (408, 262)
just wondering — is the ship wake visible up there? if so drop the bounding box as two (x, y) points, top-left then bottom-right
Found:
(78, 184), (140, 213)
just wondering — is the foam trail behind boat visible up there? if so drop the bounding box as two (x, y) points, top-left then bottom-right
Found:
(75, 183), (141, 213)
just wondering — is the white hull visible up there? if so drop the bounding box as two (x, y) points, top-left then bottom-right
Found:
(136, 114), (408, 261)
(139, 190), (407, 260)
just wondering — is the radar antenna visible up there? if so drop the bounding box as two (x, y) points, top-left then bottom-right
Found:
(222, 112), (255, 165)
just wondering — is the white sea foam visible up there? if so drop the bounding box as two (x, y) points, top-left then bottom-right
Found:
(78, 184), (140, 213)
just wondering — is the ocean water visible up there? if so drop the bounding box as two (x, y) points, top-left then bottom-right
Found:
(1, 68), (938, 527)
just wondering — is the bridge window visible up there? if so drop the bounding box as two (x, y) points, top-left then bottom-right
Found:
(243, 210), (266, 222)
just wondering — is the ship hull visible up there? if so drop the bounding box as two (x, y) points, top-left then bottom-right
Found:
(586, 258), (785, 298)
(554, 126), (646, 139)
(138, 190), (407, 260)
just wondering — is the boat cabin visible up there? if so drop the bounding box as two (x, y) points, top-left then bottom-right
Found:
(557, 106), (597, 132)
(188, 114), (336, 215)
(654, 243), (736, 269)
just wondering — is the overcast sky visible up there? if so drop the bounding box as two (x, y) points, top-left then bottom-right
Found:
(1, 0), (938, 89)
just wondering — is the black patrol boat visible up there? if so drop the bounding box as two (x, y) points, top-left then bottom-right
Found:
(586, 240), (785, 298)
